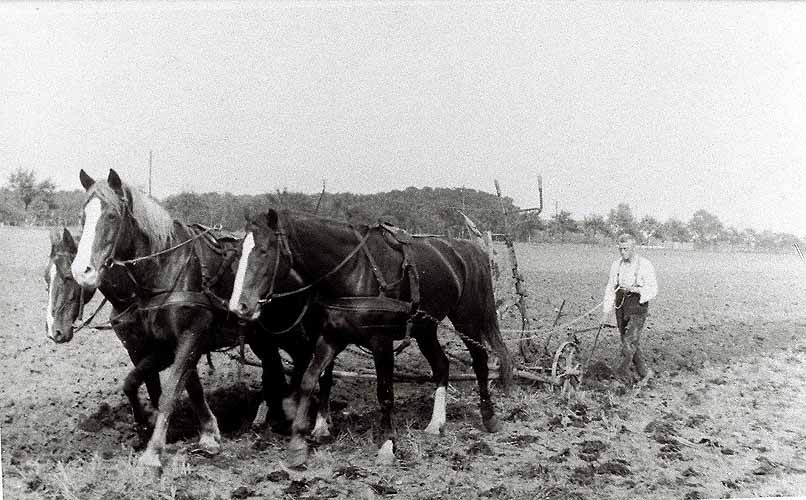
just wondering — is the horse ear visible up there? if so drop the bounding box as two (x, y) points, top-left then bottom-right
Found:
(266, 208), (279, 230)
(79, 169), (95, 190)
(108, 169), (123, 191)
(62, 228), (77, 253)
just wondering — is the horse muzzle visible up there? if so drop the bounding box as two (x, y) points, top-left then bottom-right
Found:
(229, 301), (261, 322)
(47, 324), (74, 343)
(74, 266), (100, 290)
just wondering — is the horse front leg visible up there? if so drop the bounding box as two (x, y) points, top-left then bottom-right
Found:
(288, 336), (339, 467)
(413, 324), (450, 435)
(371, 338), (396, 465)
(183, 366), (222, 454)
(311, 360), (335, 442)
(138, 332), (206, 472)
(123, 349), (171, 430)
(248, 335), (293, 434)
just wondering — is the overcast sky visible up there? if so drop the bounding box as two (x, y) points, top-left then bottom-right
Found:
(2, 1), (805, 237)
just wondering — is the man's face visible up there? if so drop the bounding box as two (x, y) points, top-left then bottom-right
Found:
(618, 241), (635, 261)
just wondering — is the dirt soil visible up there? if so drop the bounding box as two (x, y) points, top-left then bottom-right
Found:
(2, 227), (806, 500)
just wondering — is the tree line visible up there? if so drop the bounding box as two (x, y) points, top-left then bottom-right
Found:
(2, 168), (802, 252)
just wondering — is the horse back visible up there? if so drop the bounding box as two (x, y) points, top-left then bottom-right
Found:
(375, 234), (494, 317)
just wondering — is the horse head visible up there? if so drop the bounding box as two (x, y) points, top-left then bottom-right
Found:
(229, 208), (292, 321)
(46, 227), (95, 343)
(71, 169), (173, 291)
(71, 169), (130, 289)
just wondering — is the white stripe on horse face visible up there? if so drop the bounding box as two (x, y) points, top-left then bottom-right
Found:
(71, 197), (101, 280)
(46, 263), (57, 339)
(229, 232), (255, 311)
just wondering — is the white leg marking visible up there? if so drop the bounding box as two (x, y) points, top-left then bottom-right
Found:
(282, 396), (298, 422)
(229, 232), (255, 311)
(139, 412), (169, 469)
(72, 198), (101, 283)
(424, 386), (447, 435)
(46, 264), (57, 339)
(311, 412), (331, 440)
(251, 401), (269, 429)
(197, 413), (222, 453)
(376, 439), (396, 465)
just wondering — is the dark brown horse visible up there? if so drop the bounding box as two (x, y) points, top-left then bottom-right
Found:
(45, 228), (95, 344)
(69, 169), (313, 471)
(228, 209), (513, 466)
(46, 227), (163, 429)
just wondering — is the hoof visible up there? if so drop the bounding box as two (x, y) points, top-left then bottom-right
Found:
(286, 437), (308, 468)
(423, 422), (444, 436)
(311, 429), (333, 444)
(375, 440), (396, 466)
(483, 415), (500, 433)
(311, 415), (332, 443)
(197, 434), (222, 455)
(251, 402), (270, 431)
(138, 449), (162, 473)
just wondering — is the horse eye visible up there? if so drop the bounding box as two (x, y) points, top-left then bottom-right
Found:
(107, 212), (117, 220)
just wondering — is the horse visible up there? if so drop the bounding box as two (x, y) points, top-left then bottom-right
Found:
(45, 227), (95, 344)
(69, 169), (315, 471)
(45, 226), (164, 430)
(228, 208), (514, 466)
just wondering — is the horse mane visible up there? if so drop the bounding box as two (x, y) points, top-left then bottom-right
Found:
(90, 180), (175, 253)
(279, 209), (369, 232)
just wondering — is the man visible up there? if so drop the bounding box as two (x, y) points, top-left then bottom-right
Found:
(601, 233), (658, 386)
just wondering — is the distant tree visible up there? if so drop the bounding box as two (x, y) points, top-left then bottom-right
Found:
(607, 203), (637, 238)
(163, 192), (211, 224)
(688, 209), (723, 247)
(660, 218), (690, 242)
(721, 226), (743, 246)
(582, 214), (607, 240)
(512, 211), (545, 241)
(549, 210), (579, 242)
(637, 215), (662, 244)
(741, 228), (758, 248)
(7, 168), (56, 219)
(0, 188), (25, 224)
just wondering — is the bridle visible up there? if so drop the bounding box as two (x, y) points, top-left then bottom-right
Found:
(49, 252), (87, 321)
(255, 227), (294, 305)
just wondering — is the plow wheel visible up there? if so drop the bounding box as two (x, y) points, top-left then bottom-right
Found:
(551, 341), (581, 395)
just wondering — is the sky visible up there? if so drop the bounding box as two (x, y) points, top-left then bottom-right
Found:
(2, 1), (805, 237)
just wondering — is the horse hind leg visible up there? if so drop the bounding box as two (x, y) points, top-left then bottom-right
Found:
(413, 323), (450, 435)
(311, 360), (335, 442)
(449, 317), (500, 433)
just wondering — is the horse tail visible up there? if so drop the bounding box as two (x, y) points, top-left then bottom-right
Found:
(483, 317), (514, 393)
(465, 241), (514, 393)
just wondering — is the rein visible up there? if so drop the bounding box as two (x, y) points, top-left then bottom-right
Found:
(72, 299), (139, 333)
(109, 224), (222, 268)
